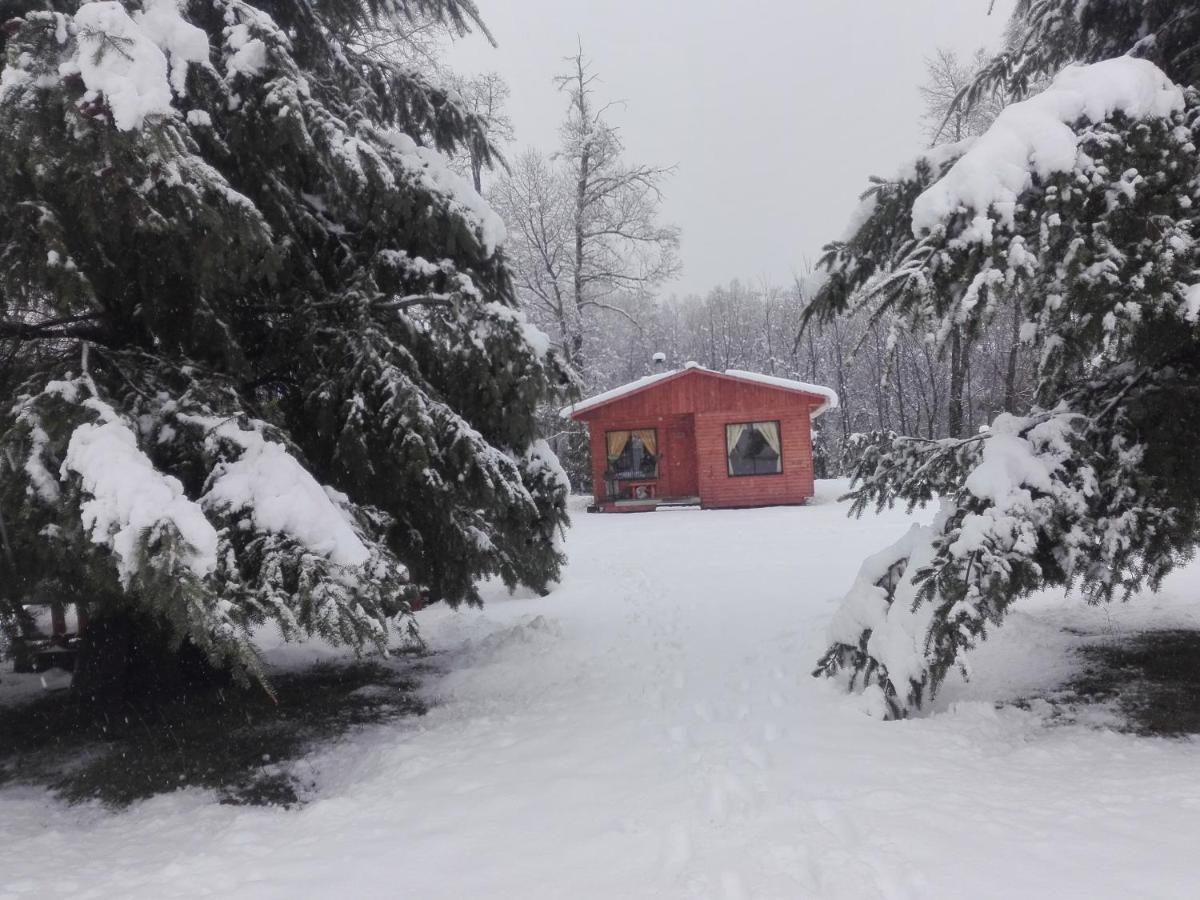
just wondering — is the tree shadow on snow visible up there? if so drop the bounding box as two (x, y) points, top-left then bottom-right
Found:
(1018, 630), (1200, 737)
(0, 654), (430, 808)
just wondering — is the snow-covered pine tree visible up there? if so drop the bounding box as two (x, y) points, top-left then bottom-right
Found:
(806, 4), (1200, 718)
(966, 1), (1200, 106)
(0, 0), (571, 700)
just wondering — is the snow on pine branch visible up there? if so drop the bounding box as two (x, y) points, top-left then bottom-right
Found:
(61, 391), (220, 585)
(912, 57), (1184, 239)
(379, 129), (507, 255)
(68, 0), (210, 130)
(185, 415), (372, 568)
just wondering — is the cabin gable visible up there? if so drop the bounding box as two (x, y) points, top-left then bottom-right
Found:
(570, 368), (828, 423)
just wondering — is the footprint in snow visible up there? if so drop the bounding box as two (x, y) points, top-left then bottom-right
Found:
(740, 742), (768, 770)
(720, 869), (748, 900)
(707, 771), (753, 822)
(661, 823), (692, 876)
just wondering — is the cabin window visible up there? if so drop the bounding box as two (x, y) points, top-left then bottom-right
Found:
(605, 429), (658, 480)
(726, 421), (782, 476)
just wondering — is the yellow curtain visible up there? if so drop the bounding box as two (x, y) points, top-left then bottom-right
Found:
(606, 431), (631, 464)
(633, 429), (657, 456)
(757, 421), (782, 456)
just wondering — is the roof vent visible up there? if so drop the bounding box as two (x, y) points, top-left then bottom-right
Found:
(652, 351), (667, 369)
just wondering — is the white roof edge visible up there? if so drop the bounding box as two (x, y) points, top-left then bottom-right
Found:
(560, 367), (839, 420)
(721, 370), (840, 418)
(558, 369), (683, 419)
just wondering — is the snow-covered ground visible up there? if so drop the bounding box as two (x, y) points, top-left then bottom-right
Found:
(4, 481), (1200, 899)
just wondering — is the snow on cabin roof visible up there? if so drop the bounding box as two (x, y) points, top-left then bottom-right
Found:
(723, 370), (839, 414)
(560, 367), (839, 420)
(559, 369), (680, 419)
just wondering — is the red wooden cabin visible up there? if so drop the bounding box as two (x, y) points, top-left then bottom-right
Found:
(562, 365), (838, 512)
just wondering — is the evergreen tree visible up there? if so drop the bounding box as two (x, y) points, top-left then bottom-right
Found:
(0, 0), (570, 699)
(807, 5), (1200, 718)
(967, 1), (1200, 103)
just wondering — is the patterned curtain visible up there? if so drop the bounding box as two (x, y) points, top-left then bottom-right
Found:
(633, 429), (657, 456)
(606, 431), (631, 464)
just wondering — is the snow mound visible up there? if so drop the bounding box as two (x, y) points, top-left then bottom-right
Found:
(460, 615), (562, 664)
(912, 57), (1184, 238)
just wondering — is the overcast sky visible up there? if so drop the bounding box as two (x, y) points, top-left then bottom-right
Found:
(447, 0), (1016, 296)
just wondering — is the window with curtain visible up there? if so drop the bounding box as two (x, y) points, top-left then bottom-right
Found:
(726, 421), (782, 476)
(605, 429), (659, 480)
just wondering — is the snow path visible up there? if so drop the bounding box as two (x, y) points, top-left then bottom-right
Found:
(4, 482), (1200, 898)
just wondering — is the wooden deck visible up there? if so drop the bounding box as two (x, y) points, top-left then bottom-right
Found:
(594, 495), (702, 513)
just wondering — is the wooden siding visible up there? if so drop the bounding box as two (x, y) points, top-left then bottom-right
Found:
(579, 369), (818, 510)
(694, 409), (813, 509)
(589, 413), (695, 502)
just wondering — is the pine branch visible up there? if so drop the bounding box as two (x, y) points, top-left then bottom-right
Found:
(0, 313), (104, 341)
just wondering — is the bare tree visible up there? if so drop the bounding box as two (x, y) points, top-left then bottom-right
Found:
(448, 71), (514, 191)
(490, 149), (584, 369)
(919, 47), (1010, 436)
(552, 47), (680, 374)
(492, 48), (679, 384)
(919, 48), (1005, 145)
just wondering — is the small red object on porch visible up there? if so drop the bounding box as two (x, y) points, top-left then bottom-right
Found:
(562, 366), (837, 513)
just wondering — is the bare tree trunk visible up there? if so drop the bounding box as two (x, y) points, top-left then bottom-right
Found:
(569, 53), (592, 379)
(470, 154), (483, 194)
(832, 318), (851, 444)
(764, 306), (776, 374)
(1004, 301), (1021, 414)
(921, 344), (941, 438)
(965, 352), (974, 434)
(707, 303), (718, 369)
(806, 326), (819, 383)
(948, 326), (966, 438)
(894, 346), (909, 434)
(871, 326), (887, 430)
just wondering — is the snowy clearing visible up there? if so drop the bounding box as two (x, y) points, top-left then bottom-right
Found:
(4, 482), (1200, 899)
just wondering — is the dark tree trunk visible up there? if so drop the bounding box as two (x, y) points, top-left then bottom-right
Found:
(72, 610), (229, 707)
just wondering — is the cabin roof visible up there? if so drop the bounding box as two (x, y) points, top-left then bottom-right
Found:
(560, 364), (839, 420)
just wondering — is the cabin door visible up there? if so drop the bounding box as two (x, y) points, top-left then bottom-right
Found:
(667, 417), (699, 498)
